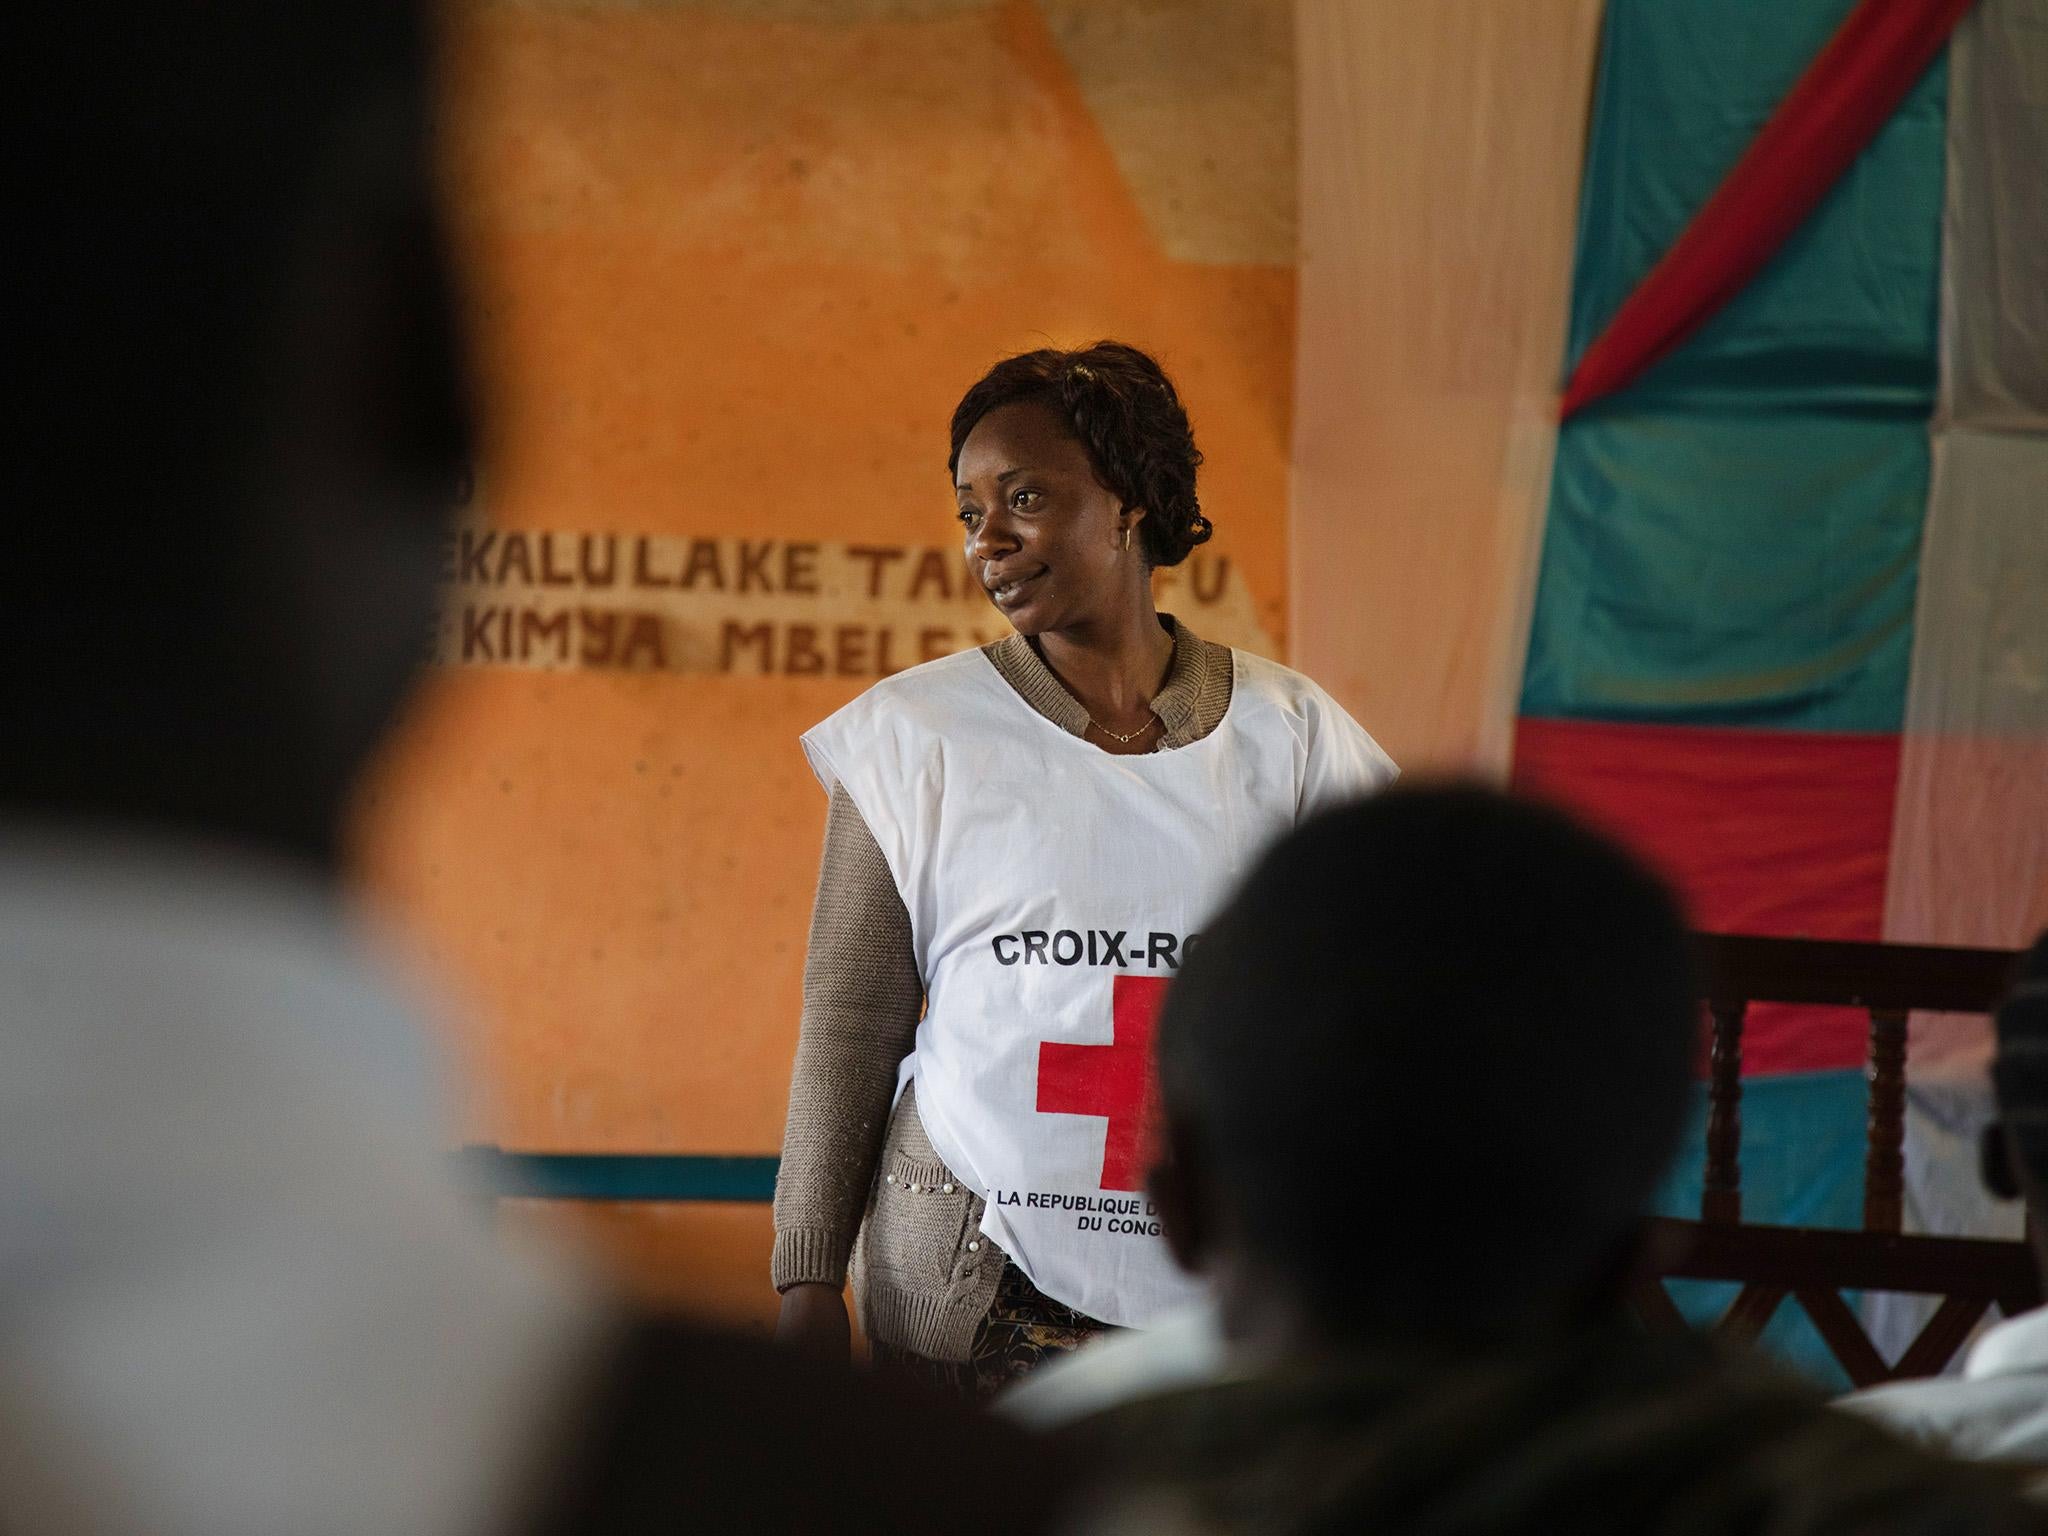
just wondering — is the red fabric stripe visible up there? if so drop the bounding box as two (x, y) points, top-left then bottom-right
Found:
(1560, 0), (1978, 419)
(1511, 717), (1900, 1073)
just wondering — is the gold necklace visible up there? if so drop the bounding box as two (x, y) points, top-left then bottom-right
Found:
(1087, 712), (1160, 745)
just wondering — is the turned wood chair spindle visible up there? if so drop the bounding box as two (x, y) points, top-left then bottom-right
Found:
(1864, 1007), (1910, 1235)
(1642, 935), (2031, 1386)
(1704, 1000), (1747, 1226)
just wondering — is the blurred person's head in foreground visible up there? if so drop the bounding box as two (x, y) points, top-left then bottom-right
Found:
(5, 2), (468, 873)
(1081, 787), (2040, 1534)
(1980, 931), (2048, 1273)
(1149, 784), (1697, 1355)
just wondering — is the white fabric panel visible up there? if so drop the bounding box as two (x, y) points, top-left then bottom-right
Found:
(1876, 0), (2048, 1336)
(1888, 427), (2048, 959)
(1289, 0), (1604, 776)
(1937, 0), (2048, 430)
(1887, 0), (2048, 959)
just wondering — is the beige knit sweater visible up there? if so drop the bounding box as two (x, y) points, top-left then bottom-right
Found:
(771, 618), (1233, 1361)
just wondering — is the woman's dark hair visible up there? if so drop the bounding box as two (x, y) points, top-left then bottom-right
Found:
(947, 341), (1212, 568)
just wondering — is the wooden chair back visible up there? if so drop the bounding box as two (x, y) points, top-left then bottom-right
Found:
(1634, 934), (2036, 1387)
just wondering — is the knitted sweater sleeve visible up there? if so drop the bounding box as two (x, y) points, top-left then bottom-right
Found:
(769, 783), (924, 1290)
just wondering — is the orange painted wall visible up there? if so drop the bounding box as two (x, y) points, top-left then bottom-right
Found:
(350, 0), (1297, 1327)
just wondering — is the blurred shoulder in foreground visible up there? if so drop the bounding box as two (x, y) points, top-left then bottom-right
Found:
(1069, 1325), (2040, 1535)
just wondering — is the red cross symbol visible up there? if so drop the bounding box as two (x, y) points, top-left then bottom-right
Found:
(1035, 974), (1170, 1192)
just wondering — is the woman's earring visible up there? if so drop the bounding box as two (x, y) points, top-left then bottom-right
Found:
(1120, 525), (1133, 552)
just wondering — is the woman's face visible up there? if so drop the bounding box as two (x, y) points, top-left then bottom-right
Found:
(955, 399), (1137, 638)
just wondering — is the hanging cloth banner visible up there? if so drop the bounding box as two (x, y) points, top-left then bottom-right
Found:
(1559, 0), (1980, 420)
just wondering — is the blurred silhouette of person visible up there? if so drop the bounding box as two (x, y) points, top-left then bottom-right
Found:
(1026, 788), (2040, 1532)
(1, 7), (1072, 1534)
(1844, 932), (2048, 1470)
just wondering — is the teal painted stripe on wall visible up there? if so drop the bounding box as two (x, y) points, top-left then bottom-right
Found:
(462, 1149), (778, 1202)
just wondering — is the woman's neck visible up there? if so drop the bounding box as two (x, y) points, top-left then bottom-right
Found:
(1033, 602), (1175, 728)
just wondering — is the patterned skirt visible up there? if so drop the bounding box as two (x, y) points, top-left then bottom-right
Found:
(869, 1259), (1111, 1401)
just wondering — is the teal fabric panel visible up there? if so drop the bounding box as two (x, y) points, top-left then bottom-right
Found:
(1522, 407), (1926, 729)
(1565, 0), (1950, 412)
(1653, 1069), (1868, 1390)
(1523, 0), (1948, 729)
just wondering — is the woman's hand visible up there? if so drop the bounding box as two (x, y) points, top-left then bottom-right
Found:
(775, 1282), (852, 1364)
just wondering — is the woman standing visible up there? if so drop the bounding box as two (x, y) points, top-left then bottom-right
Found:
(773, 342), (1395, 1397)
